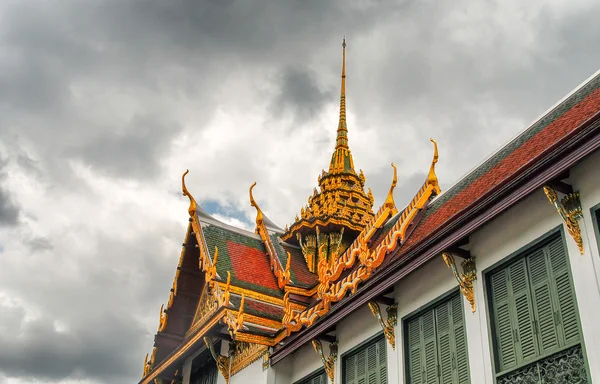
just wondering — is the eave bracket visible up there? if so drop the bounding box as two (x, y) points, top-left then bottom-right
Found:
(442, 252), (477, 312)
(312, 339), (338, 384)
(367, 301), (397, 349)
(543, 185), (584, 254)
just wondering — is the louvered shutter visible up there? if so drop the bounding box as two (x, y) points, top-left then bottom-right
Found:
(508, 258), (538, 364)
(377, 337), (388, 384)
(451, 295), (470, 383)
(436, 302), (453, 384)
(343, 337), (387, 384)
(489, 268), (517, 371)
(527, 248), (560, 354)
(345, 354), (357, 384)
(422, 309), (439, 384)
(407, 317), (423, 384)
(547, 237), (580, 346)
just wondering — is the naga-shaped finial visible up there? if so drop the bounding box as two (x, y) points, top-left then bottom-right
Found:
(427, 139), (441, 194)
(158, 304), (168, 332)
(182, 169), (197, 217)
(249, 182), (264, 229)
(384, 163), (398, 211)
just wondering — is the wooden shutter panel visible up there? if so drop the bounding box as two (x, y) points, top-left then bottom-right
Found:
(356, 349), (366, 384)
(451, 295), (470, 383)
(527, 248), (560, 354)
(436, 302), (453, 384)
(377, 337), (388, 384)
(547, 237), (580, 345)
(422, 309), (439, 384)
(407, 317), (423, 384)
(345, 353), (357, 384)
(508, 258), (538, 364)
(490, 269), (517, 371)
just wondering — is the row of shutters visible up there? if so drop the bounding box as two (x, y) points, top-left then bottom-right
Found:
(248, 234), (582, 384)
(488, 235), (580, 373)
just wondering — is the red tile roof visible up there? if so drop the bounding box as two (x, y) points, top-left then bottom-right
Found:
(227, 240), (280, 291)
(401, 87), (600, 253)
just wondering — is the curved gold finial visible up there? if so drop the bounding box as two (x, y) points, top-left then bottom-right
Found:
(182, 169), (197, 217)
(158, 304), (168, 332)
(427, 139), (441, 193)
(384, 163), (398, 210)
(249, 182), (264, 228)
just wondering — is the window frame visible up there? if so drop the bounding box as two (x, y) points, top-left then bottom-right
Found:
(340, 331), (387, 384)
(293, 367), (327, 384)
(481, 225), (589, 380)
(590, 201), (600, 255)
(400, 287), (470, 384)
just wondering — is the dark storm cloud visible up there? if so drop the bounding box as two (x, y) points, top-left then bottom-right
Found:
(0, 160), (19, 227)
(0, 302), (146, 381)
(71, 114), (183, 179)
(271, 66), (333, 123)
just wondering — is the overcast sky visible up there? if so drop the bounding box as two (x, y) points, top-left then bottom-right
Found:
(0, 0), (599, 383)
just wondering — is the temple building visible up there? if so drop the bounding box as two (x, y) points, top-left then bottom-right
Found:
(140, 40), (600, 384)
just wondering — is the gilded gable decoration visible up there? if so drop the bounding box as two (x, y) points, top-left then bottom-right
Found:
(441, 252), (477, 312)
(543, 186), (584, 254)
(312, 340), (338, 384)
(367, 301), (398, 349)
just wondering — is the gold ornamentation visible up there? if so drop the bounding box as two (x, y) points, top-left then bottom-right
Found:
(204, 337), (231, 383)
(284, 139), (441, 333)
(182, 170), (197, 217)
(544, 186), (584, 254)
(142, 347), (157, 377)
(383, 163), (398, 214)
(367, 302), (397, 349)
(442, 252), (477, 312)
(250, 182), (290, 288)
(157, 304), (168, 332)
(312, 340), (338, 384)
(262, 350), (270, 371)
(230, 342), (269, 376)
(223, 294), (245, 339)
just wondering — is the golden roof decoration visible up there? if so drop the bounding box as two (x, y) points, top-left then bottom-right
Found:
(282, 38), (375, 242)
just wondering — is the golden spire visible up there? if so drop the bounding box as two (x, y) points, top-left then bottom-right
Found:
(336, 37), (348, 150)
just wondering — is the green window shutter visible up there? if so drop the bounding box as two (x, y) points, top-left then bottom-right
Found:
(450, 295), (470, 383)
(405, 294), (470, 384)
(489, 269), (517, 371)
(508, 258), (538, 364)
(527, 248), (560, 354)
(422, 309), (439, 384)
(407, 317), (423, 384)
(297, 369), (327, 384)
(435, 302), (453, 384)
(345, 354), (356, 384)
(547, 237), (580, 345)
(344, 337), (387, 384)
(377, 337), (388, 384)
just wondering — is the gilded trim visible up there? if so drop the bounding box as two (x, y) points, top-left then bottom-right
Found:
(367, 301), (397, 349)
(442, 252), (477, 312)
(544, 186), (584, 254)
(312, 340), (338, 384)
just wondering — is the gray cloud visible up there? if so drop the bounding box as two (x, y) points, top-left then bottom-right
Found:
(0, 160), (19, 227)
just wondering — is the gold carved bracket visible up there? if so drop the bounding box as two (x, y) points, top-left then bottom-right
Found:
(367, 302), (397, 349)
(262, 350), (270, 371)
(312, 340), (338, 384)
(442, 253), (477, 312)
(204, 337), (232, 384)
(544, 186), (584, 254)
